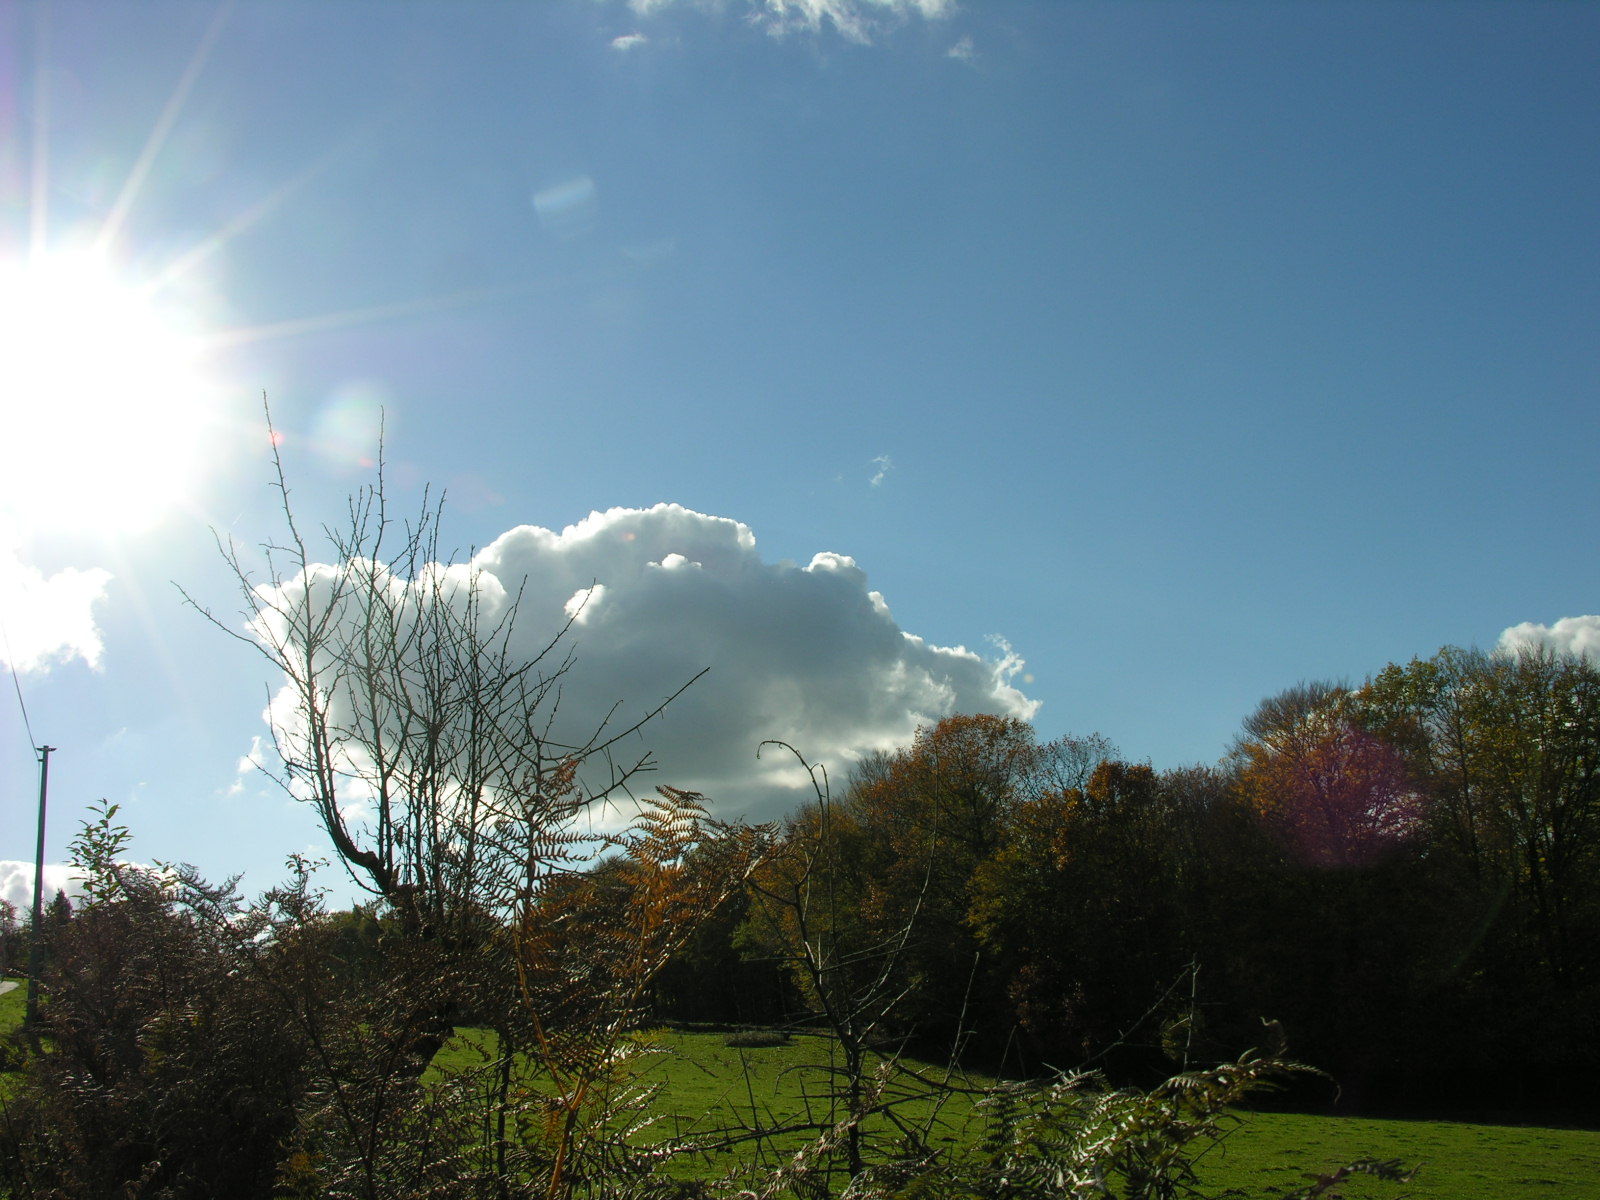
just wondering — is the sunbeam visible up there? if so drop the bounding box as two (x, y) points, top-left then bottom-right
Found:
(93, 4), (232, 256)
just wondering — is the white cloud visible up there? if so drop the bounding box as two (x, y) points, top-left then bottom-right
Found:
(758, 0), (954, 43)
(256, 504), (1037, 822)
(614, 0), (952, 44)
(1496, 615), (1600, 661)
(947, 33), (974, 61)
(611, 32), (649, 51)
(0, 861), (85, 912)
(869, 454), (893, 487)
(0, 535), (112, 674)
(228, 735), (270, 796)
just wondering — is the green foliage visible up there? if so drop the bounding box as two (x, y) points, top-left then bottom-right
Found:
(67, 798), (135, 908)
(0, 853), (308, 1197)
(932, 1048), (1327, 1200)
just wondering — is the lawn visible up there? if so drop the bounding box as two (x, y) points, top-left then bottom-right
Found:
(638, 1032), (1600, 1198)
(628, 1031), (991, 1175)
(427, 1027), (992, 1178)
(7, 994), (1599, 1198)
(427, 1025), (1600, 1198)
(1197, 1109), (1600, 1199)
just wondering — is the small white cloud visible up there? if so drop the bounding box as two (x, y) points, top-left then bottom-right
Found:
(0, 534), (112, 674)
(947, 33), (975, 61)
(229, 735), (269, 795)
(621, 0), (953, 44)
(1497, 615), (1600, 661)
(869, 454), (893, 487)
(532, 176), (599, 239)
(611, 32), (648, 51)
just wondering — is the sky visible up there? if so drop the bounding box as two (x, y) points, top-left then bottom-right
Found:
(1, 0), (1597, 912)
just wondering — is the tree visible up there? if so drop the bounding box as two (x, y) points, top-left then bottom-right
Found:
(1354, 645), (1600, 987)
(187, 412), (701, 947)
(185, 414), (708, 1070)
(0, 807), (311, 1199)
(173, 414), (783, 1193)
(742, 747), (903, 1180)
(841, 714), (1059, 1053)
(0, 897), (16, 976)
(970, 760), (1202, 1072)
(1235, 702), (1422, 869)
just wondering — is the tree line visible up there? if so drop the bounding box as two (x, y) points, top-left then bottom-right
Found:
(653, 647), (1600, 1122)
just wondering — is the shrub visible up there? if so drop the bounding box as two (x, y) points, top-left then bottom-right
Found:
(723, 1029), (791, 1048)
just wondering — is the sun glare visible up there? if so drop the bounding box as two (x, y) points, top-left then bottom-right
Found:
(0, 248), (215, 536)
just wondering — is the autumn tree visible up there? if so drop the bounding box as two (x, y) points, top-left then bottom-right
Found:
(842, 714), (1061, 1054)
(1354, 645), (1600, 987)
(1342, 645), (1600, 1111)
(1233, 687), (1422, 869)
(970, 758), (1215, 1073)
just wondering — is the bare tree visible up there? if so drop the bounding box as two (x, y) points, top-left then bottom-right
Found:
(183, 406), (700, 945)
(741, 743), (948, 1183)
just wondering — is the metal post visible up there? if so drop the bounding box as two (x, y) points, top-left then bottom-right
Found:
(25, 744), (54, 1026)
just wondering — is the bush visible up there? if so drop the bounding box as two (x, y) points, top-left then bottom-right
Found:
(723, 1029), (791, 1048)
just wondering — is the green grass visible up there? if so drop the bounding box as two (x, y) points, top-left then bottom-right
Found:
(633, 1033), (1600, 1197)
(0, 980), (24, 1036)
(424, 1028), (1600, 1197)
(8, 997), (1599, 1198)
(631, 1031), (990, 1173)
(1197, 1109), (1600, 1199)
(425, 1027), (990, 1179)
(425, 1024), (500, 1080)
(0, 978), (26, 1098)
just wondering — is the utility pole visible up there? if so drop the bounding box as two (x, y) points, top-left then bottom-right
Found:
(26, 743), (54, 1027)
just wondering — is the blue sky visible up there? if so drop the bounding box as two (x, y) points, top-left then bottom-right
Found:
(2, 0), (1597, 909)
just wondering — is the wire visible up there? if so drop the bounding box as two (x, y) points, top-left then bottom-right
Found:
(0, 608), (41, 751)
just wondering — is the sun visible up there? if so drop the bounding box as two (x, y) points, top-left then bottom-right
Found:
(0, 247), (216, 537)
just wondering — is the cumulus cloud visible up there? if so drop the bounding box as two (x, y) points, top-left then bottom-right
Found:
(1496, 615), (1600, 661)
(869, 455), (893, 487)
(0, 536), (112, 674)
(0, 861), (84, 912)
(257, 504), (1037, 822)
(947, 33), (975, 61)
(617, 0), (952, 45)
(611, 32), (649, 51)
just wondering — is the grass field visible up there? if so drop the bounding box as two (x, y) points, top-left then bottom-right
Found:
(650, 1032), (1600, 1198)
(1187, 1109), (1600, 1198)
(628, 1031), (992, 1175)
(428, 1026), (1600, 1198)
(6, 993), (1598, 1197)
